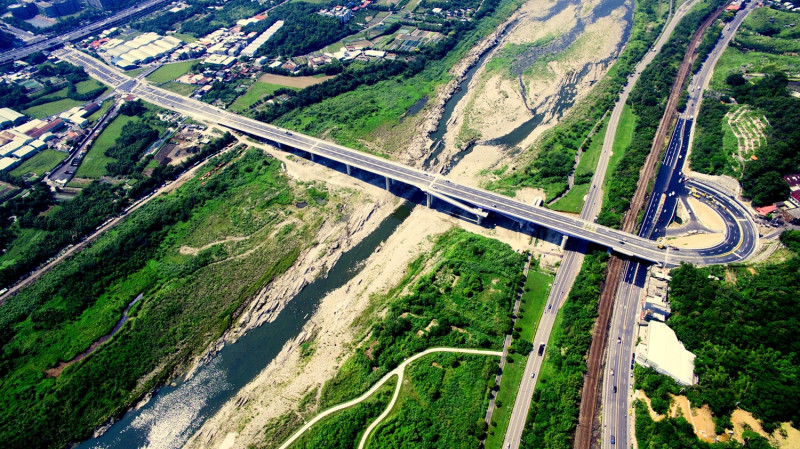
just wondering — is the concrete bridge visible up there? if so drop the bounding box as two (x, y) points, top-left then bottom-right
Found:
(55, 48), (757, 266)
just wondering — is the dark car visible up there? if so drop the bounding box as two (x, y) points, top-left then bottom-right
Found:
(611, 435), (615, 445)
(538, 343), (546, 356)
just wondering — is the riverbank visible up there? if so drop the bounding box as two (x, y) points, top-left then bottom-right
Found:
(185, 197), (558, 448)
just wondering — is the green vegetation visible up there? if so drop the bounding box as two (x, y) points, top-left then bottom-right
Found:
(230, 82), (297, 112)
(635, 400), (768, 449)
(267, 0), (526, 157)
(288, 379), (397, 449)
(0, 149), (331, 448)
(260, 228), (526, 449)
(145, 60), (196, 84)
(9, 150), (67, 178)
(690, 99), (731, 175)
(598, 0), (728, 228)
(729, 73), (798, 205)
(485, 269), (552, 449)
(667, 246), (800, 432)
(487, 0), (670, 199)
(520, 251), (609, 449)
(551, 183), (590, 213)
(691, 6), (800, 205)
(86, 99), (114, 123)
(17, 63), (109, 118)
(634, 365), (681, 415)
(733, 7), (800, 55)
(369, 353), (497, 447)
(76, 114), (138, 179)
(76, 102), (165, 179)
(23, 97), (85, 119)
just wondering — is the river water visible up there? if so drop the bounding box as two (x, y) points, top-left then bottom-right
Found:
(79, 204), (413, 449)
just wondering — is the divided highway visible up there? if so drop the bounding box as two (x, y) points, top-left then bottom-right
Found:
(56, 48), (758, 267)
(601, 3), (760, 448)
(0, 0), (170, 65)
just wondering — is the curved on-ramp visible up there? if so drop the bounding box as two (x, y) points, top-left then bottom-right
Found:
(276, 347), (502, 449)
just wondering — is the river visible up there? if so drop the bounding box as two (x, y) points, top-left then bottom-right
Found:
(426, 0), (633, 170)
(78, 204), (413, 449)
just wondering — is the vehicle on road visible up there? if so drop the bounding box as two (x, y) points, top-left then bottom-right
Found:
(538, 343), (546, 356)
(611, 435), (615, 445)
(613, 385), (617, 394)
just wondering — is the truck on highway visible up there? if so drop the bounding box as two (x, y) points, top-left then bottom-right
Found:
(538, 342), (546, 356)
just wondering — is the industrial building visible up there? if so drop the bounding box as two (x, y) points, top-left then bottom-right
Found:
(240, 20), (284, 58)
(99, 32), (183, 69)
(0, 108), (26, 129)
(635, 321), (696, 385)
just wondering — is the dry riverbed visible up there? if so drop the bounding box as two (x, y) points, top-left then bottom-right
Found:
(429, 0), (630, 186)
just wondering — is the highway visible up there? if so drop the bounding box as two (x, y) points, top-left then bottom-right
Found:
(56, 48), (758, 268)
(600, 3), (760, 448)
(0, 0), (170, 65)
(500, 0), (709, 447)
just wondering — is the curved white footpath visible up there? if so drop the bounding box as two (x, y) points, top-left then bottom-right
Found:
(277, 347), (502, 449)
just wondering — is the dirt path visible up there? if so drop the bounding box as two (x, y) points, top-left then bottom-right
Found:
(276, 347), (503, 449)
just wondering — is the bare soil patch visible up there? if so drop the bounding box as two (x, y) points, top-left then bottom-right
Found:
(258, 73), (334, 89)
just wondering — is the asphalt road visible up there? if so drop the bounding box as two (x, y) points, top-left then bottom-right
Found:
(0, 0), (170, 65)
(56, 48), (759, 268)
(501, 1), (706, 446)
(601, 3), (759, 448)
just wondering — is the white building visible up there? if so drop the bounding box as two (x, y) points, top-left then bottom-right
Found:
(240, 20), (284, 58)
(635, 321), (696, 385)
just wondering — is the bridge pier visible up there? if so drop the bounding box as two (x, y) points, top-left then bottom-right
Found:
(560, 235), (569, 250)
(346, 164), (351, 175)
(309, 153), (315, 162)
(385, 176), (391, 191)
(477, 214), (483, 225)
(426, 193), (432, 208)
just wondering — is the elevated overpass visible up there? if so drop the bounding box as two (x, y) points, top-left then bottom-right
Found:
(56, 48), (757, 266)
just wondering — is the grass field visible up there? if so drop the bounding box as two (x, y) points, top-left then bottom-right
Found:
(369, 353), (498, 448)
(161, 82), (198, 97)
(172, 33), (198, 43)
(87, 100), (114, 123)
(229, 82), (293, 112)
(9, 150), (67, 178)
(551, 183), (590, 213)
(75, 115), (138, 178)
(286, 379), (397, 449)
(124, 68), (145, 77)
(602, 105), (636, 205)
(23, 97), (84, 119)
(75, 79), (107, 95)
(574, 117), (608, 179)
(485, 269), (552, 449)
(146, 61), (196, 84)
(709, 47), (800, 91)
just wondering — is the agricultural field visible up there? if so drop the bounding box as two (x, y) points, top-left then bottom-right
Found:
(22, 80), (109, 119)
(230, 82), (295, 112)
(9, 150), (68, 178)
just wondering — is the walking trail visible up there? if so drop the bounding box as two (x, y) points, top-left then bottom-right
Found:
(276, 347), (503, 449)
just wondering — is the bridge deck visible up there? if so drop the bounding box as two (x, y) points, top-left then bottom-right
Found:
(55, 48), (751, 266)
